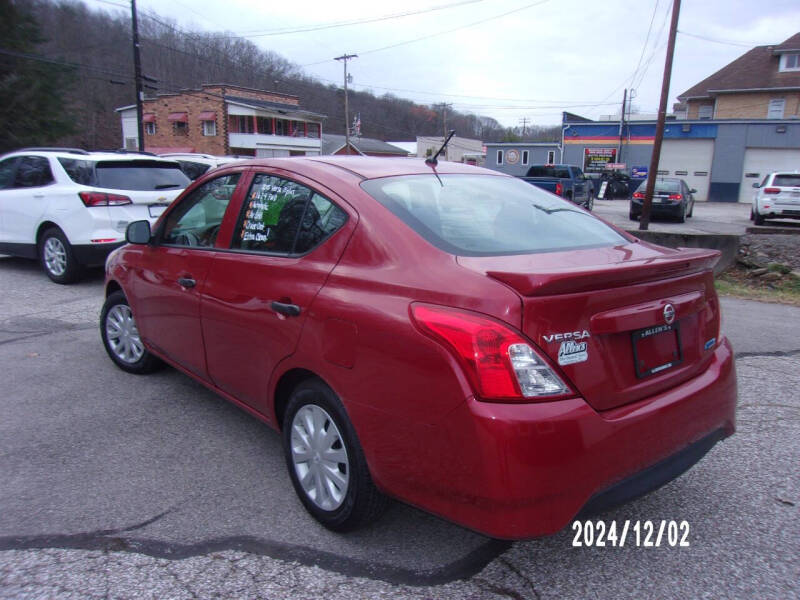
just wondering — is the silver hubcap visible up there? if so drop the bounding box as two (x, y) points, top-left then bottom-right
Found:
(105, 304), (144, 364)
(290, 405), (349, 511)
(43, 237), (67, 276)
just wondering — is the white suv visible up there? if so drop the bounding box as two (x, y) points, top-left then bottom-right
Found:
(0, 148), (190, 283)
(751, 171), (800, 226)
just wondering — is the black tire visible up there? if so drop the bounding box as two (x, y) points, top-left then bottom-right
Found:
(629, 211), (639, 221)
(100, 290), (163, 374)
(585, 192), (594, 211)
(283, 379), (388, 532)
(39, 227), (81, 284)
(753, 209), (765, 226)
(687, 201), (694, 218)
(677, 204), (686, 223)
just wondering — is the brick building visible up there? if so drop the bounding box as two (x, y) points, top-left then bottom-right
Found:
(675, 32), (800, 120)
(117, 84), (325, 157)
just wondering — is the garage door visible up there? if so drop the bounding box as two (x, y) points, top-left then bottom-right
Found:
(738, 148), (800, 203)
(658, 139), (714, 201)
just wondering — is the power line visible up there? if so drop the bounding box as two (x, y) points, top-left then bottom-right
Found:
(301, 0), (553, 66)
(628, 0), (660, 89)
(677, 30), (759, 48)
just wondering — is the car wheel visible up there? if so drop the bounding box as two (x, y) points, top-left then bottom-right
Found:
(629, 210), (639, 221)
(39, 227), (81, 284)
(283, 379), (388, 532)
(687, 201), (693, 218)
(677, 204), (686, 223)
(585, 193), (594, 211)
(753, 209), (765, 226)
(100, 290), (163, 374)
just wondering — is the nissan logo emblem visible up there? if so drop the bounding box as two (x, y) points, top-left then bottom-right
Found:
(663, 304), (676, 325)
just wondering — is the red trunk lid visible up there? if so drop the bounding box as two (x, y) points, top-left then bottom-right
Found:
(458, 241), (722, 411)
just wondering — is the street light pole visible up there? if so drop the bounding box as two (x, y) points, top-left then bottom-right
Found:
(639, 0), (681, 231)
(334, 53), (357, 155)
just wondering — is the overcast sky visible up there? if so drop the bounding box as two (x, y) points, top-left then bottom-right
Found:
(86, 0), (800, 129)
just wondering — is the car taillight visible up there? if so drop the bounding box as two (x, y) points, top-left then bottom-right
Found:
(79, 191), (132, 207)
(633, 191), (645, 199)
(410, 304), (571, 402)
(669, 194), (683, 200)
(764, 187), (780, 194)
(555, 182), (563, 197)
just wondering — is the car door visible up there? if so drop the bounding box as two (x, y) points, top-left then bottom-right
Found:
(128, 171), (244, 378)
(200, 170), (355, 411)
(0, 156), (54, 245)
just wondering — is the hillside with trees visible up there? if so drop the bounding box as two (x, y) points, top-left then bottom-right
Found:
(7, 0), (560, 150)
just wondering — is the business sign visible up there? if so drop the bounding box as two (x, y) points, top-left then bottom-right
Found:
(606, 163), (626, 170)
(506, 149), (520, 164)
(583, 147), (617, 173)
(631, 166), (648, 178)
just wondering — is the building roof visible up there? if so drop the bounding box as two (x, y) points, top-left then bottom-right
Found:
(321, 134), (410, 156)
(225, 96), (326, 121)
(678, 32), (800, 99)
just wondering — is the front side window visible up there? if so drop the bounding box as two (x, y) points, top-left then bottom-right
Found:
(231, 174), (347, 255)
(0, 157), (20, 190)
(361, 174), (625, 256)
(161, 173), (240, 247)
(14, 156), (54, 188)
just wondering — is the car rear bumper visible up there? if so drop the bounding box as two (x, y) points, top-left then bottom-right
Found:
(72, 241), (126, 266)
(630, 201), (683, 217)
(419, 337), (736, 539)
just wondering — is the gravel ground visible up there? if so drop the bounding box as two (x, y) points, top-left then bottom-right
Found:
(738, 234), (800, 271)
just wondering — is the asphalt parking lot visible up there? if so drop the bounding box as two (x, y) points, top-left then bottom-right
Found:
(0, 255), (798, 599)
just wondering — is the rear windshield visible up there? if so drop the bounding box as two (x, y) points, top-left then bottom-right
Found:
(526, 165), (571, 178)
(773, 174), (800, 187)
(361, 174), (626, 256)
(58, 158), (190, 191)
(636, 180), (681, 193)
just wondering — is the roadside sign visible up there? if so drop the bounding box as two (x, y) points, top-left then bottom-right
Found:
(606, 163), (626, 169)
(597, 181), (608, 199)
(583, 148), (617, 173)
(632, 166), (648, 178)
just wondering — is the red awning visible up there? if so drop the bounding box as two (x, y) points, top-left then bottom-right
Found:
(167, 112), (188, 123)
(197, 111), (216, 121)
(142, 113), (156, 123)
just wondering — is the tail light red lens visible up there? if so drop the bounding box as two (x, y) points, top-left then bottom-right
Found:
(79, 191), (132, 207)
(764, 187), (780, 194)
(669, 194), (683, 200)
(633, 191), (645, 199)
(410, 304), (571, 402)
(555, 182), (563, 197)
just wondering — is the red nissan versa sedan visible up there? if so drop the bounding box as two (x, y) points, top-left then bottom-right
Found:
(100, 157), (737, 539)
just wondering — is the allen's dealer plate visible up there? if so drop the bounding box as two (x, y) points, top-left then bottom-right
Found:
(632, 322), (682, 378)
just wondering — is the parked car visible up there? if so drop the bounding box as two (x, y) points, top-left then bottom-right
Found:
(100, 157), (736, 539)
(0, 148), (190, 283)
(158, 153), (244, 180)
(630, 178), (696, 222)
(596, 170), (633, 199)
(750, 171), (800, 225)
(518, 164), (594, 210)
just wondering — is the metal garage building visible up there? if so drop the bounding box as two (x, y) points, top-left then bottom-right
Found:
(485, 116), (800, 202)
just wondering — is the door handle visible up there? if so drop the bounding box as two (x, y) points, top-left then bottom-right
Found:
(33, 194), (45, 199)
(271, 301), (301, 317)
(177, 277), (196, 288)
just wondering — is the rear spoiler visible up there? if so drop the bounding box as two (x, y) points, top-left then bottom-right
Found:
(487, 248), (720, 297)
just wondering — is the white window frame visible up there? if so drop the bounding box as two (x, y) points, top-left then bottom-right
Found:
(202, 120), (217, 136)
(697, 104), (713, 120)
(546, 150), (556, 164)
(779, 53), (800, 72)
(497, 150), (504, 165)
(144, 122), (156, 135)
(767, 98), (785, 119)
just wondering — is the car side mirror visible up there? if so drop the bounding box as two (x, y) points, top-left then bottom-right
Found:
(690, 188), (697, 194)
(752, 183), (760, 188)
(126, 220), (152, 245)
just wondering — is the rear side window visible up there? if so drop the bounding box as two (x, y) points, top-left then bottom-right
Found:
(773, 174), (800, 187)
(231, 174), (347, 255)
(361, 174), (625, 256)
(177, 160), (212, 180)
(0, 157), (19, 190)
(526, 166), (571, 178)
(58, 158), (190, 191)
(14, 156), (54, 188)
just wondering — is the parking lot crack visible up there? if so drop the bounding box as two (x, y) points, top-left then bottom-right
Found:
(734, 348), (800, 359)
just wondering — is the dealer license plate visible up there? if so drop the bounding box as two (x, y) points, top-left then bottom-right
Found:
(631, 323), (682, 378)
(148, 204), (168, 218)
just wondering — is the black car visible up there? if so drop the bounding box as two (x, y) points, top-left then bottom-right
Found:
(630, 178), (696, 222)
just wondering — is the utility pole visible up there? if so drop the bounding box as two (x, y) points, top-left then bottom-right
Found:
(519, 117), (530, 136)
(640, 0), (681, 231)
(334, 53), (357, 155)
(130, 0), (144, 152)
(436, 103), (453, 160)
(617, 89), (627, 164)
